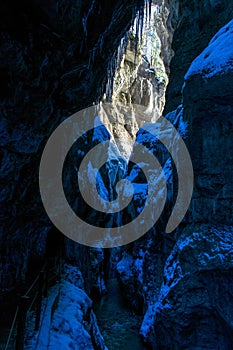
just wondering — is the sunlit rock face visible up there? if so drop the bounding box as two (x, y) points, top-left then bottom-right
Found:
(151, 0), (178, 75)
(103, 3), (172, 159)
(165, 0), (233, 114)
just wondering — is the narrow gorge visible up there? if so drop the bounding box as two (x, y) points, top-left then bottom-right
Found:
(0, 1), (233, 349)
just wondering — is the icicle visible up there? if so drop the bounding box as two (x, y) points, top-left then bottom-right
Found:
(104, 0), (152, 100)
(133, 0), (152, 63)
(88, 45), (98, 68)
(99, 34), (105, 53)
(134, 12), (140, 63)
(148, 0), (152, 22)
(117, 33), (129, 66)
(82, 17), (88, 37)
(145, 1), (148, 22)
(139, 3), (144, 43)
(140, 79), (143, 99)
(106, 53), (117, 101)
(123, 32), (129, 54)
(82, 0), (96, 37)
(145, 81), (154, 115)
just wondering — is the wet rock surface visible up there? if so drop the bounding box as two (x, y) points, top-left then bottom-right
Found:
(94, 278), (148, 350)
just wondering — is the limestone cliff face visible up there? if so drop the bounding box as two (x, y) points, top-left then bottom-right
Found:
(102, 3), (170, 159)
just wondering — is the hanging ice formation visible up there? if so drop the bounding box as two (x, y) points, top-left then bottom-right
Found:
(80, 0), (152, 97)
(105, 0), (152, 100)
(82, 0), (96, 37)
(105, 33), (129, 101)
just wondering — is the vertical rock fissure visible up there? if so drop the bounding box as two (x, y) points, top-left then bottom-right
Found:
(93, 4), (174, 348)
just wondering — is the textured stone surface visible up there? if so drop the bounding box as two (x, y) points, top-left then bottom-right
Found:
(141, 224), (233, 349)
(151, 0), (178, 75)
(0, 0), (146, 292)
(49, 263), (107, 350)
(116, 230), (175, 314)
(117, 17), (233, 349)
(164, 0), (233, 114)
(102, 5), (170, 159)
(116, 107), (187, 311)
(1, 2), (233, 348)
(183, 20), (233, 226)
(0, 0), (173, 291)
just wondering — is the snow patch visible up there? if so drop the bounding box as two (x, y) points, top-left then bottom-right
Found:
(185, 19), (233, 80)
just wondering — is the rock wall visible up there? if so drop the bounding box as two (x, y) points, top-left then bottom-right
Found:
(141, 224), (233, 349)
(116, 106), (187, 311)
(0, 0), (147, 292)
(40, 263), (107, 350)
(117, 16), (233, 350)
(1, 1), (233, 348)
(0, 0), (174, 293)
(183, 20), (233, 226)
(102, 2), (170, 159)
(164, 0), (233, 114)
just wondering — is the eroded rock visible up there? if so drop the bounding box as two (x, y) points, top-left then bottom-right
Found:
(141, 224), (233, 349)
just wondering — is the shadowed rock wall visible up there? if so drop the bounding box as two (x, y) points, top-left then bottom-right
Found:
(0, 0), (146, 292)
(164, 0), (233, 114)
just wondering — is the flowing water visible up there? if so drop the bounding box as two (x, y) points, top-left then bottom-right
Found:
(94, 279), (149, 350)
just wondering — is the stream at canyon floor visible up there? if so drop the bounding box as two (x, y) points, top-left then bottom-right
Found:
(94, 279), (148, 350)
